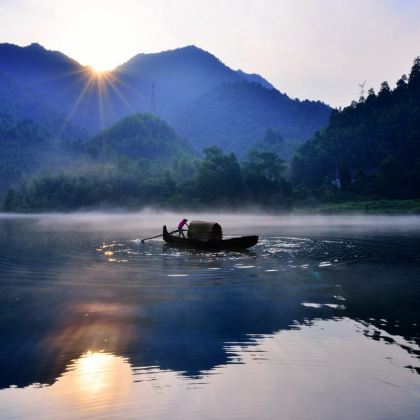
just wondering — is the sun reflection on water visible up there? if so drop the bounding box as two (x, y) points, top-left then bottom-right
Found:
(76, 351), (116, 395)
(53, 351), (133, 411)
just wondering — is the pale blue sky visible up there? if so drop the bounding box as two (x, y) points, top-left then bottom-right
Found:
(1, 0), (420, 107)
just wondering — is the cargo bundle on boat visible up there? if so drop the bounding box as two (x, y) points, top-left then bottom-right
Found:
(187, 221), (222, 241)
(163, 220), (258, 251)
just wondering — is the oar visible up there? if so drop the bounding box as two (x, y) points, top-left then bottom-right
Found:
(141, 230), (185, 243)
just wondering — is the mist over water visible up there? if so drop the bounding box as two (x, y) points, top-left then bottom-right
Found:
(0, 212), (419, 419)
(5, 210), (420, 233)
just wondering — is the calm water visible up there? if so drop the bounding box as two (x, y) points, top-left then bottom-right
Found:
(0, 213), (419, 419)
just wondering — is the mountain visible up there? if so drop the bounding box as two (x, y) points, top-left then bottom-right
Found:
(0, 42), (80, 86)
(87, 113), (194, 161)
(0, 42), (330, 154)
(0, 70), (86, 140)
(235, 69), (274, 89)
(0, 43), (107, 131)
(0, 117), (68, 192)
(172, 82), (330, 156)
(3, 113), (197, 209)
(113, 45), (244, 118)
(251, 127), (302, 161)
(291, 57), (420, 199)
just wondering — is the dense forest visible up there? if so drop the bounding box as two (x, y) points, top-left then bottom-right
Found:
(2, 56), (420, 212)
(2, 106), (292, 211)
(0, 117), (81, 193)
(291, 57), (420, 201)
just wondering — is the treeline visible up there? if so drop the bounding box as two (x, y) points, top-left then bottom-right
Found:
(3, 147), (291, 211)
(291, 57), (420, 201)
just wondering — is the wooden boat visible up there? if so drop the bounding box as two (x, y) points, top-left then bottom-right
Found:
(163, 225), (258, 251)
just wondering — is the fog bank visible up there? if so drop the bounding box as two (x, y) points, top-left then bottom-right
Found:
(1, 211), (420, 237)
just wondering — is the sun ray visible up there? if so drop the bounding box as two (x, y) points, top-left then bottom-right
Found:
(64, 70), (97, 124)
(96, 73), (107, 130)
(31, 66), (93, 88)
(109, 70), (150, 101)
(58, 65), (153, 137)
(101, 72), (136, 114)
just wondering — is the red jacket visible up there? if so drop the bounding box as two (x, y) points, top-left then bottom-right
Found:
(178, 219), (188, 230)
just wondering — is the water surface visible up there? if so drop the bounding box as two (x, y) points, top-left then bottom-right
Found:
(0, 213), (419, 419)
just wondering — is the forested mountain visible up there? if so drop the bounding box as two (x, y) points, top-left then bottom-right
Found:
(2, 42), (420, 211)
(0, 70), (86, 140)
(87, 113), (194, 161)
(291, 57), (420, 199)
(251, 128), (301, 161)
(0, 111), (195, 196)
(1, 112), (199, 208)
(0, 43), (80, 85)
(114, 45), (245, 119)
(0, 43), (330, 154)
(0, 117), (73, 192)
(0, 43), (112, 131)
(173, 82), (330, 156)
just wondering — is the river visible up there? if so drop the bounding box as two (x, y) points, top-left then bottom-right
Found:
(0, 212), (419, 419)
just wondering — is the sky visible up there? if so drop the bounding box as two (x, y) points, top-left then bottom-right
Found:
(1, 0), (420, 107)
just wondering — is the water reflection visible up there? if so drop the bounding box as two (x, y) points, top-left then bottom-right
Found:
(0, 214), (420, 418)
(1, 320), (419, 419)
(56, 351), (133, 408)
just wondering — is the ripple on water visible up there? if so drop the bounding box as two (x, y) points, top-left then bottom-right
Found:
(1, 216), (420, 419)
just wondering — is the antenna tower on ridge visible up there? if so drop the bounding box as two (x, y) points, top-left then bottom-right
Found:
(358, 80), (366, 98)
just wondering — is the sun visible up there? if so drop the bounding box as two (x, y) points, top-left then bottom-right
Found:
(90, 66), (111, 75)
(87, 55), (115, 73)
(89, 59), (115, 73)
(68, 8), (133, 73)
(91, 65), (110, 74)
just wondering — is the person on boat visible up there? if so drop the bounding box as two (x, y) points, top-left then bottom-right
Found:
(177, 218), (188, 237)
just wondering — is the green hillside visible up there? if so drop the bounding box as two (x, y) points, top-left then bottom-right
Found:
(291, 57), (420, 200)
(87, 113), (194, 161)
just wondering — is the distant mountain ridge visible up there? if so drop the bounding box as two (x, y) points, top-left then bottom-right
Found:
(0, 42), (331, 156)
(174, 81), (329, 156)
(0, 69), (86, 140)
(0, 43), (80, 85)
(235, 69), (274, 90)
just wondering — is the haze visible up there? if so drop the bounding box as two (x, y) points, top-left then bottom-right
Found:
(3, 212), (420, 237)
(1, 0), (420, 107)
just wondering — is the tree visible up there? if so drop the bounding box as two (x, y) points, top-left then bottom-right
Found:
(2, 188), (25, 211)
(396, 74), (408, 90)
(352, 169), (368, 195)
(409, 56), (420, 85)
(195, 147), (244, 203)
(263, 128), (285, 146)
(338, 160), (352, 191)
(379, 155), (407, 197)
(243, 150), (285, 183)
(379, 81), (391, 93)
(290, 56), (420, 201)
(378, 81), (392, 104)
(242, 150), (290, 203)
